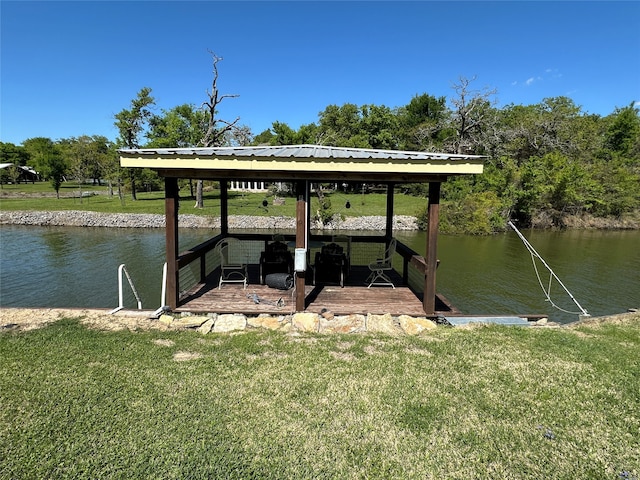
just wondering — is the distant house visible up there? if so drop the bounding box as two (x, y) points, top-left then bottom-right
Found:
(228, 180), (268, 192)
(0, 163), (40, 184)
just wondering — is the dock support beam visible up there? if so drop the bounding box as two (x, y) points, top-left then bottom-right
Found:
(423, 181), (440, 315)
(220, 180), (229, 237)
(295, 181), (308, 312)
(385, 182), (395, 239)
(165, 177), (180, 310)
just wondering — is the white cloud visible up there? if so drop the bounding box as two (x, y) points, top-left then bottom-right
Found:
(525, 77), (536, 86)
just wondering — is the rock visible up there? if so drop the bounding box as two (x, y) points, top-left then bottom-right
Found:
(292, 312), (319, 332)
(320, 314), (365, 334)
(172, 315), (209, 328)
(158, 314), (174, 325)
(399, 315), (437, 335)
(366, 313), (400, 335)
(248, 315), (286, 330)
(320, 309), (335, 320)
(213, 314), (247, 333)
(196, 318), (215, 334)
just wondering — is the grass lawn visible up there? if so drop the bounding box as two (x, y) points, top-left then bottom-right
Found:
(1, 316), (638, 479)
(0, 182), (426, 218)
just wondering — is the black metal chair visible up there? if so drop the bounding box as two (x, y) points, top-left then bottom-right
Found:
(314, 242), (349, 287)
(259, 241), (293, 284)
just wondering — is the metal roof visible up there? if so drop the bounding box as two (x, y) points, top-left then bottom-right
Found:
(118, 144), (483, 162)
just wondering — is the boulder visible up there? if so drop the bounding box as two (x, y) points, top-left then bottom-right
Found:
(172, 315), (209, 328)
(292, 312), (319, 332)
(366, 313), (400, 335)
(213, 314), (247, 333)
(248, 315), (286, 331)
(320, 314), (365, 334)
(196, 318), (215, 335)
(399, 315), (437, 335)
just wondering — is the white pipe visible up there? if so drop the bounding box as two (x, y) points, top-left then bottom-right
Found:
(160, 262), (167, 308)
(117, 263), (125, 309)
(110, 263), (143, 313)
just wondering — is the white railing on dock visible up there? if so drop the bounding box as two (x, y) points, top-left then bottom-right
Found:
(153, 263), (169, 317)
(109, 264), (143, 314)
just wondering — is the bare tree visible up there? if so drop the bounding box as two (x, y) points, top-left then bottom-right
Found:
(448, 76), (497, 154)
(196, 51), (240, 208)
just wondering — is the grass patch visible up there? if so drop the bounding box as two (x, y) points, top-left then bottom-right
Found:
(1, 318), (638, 479)
(0, 183), (426, 218)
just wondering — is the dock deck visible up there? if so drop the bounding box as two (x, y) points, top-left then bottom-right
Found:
(176, 265), (457, 317)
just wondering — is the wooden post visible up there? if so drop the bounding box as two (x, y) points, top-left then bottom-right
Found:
(295, 181), (307, 312)
(423, 181), (441, 315)
(165, 177), (180, 310)
(385, 182), (395, 240)
(220, 180), (229, 237)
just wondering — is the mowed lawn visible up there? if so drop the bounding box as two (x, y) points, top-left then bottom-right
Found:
(1, 316), (638, 479)
(0, 183), (426, 219)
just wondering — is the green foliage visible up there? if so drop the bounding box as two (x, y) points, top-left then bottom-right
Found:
(0, 142), (30, 166)
(22, 137), (68, 197)
(146, 104), (207, 148)
(418, 191), (505, 235)
(605, 102), (640, 156)
(114, 87), (155, 200)
(9, 76), (640, 232)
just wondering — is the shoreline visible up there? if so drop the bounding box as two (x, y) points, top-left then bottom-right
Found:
(1, 307), (637, 334)
(1, 209), (639, 232)
(0, 210), (419, 231)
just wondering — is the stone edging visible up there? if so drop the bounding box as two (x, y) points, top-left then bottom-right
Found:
(0, 210), (419, 231)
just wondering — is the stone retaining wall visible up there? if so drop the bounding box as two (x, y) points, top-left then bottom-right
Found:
(0, 210), (419, 231)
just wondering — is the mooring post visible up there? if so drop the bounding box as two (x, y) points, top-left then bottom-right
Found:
(295, 181), (308, 312)
(165, 177), (180, 310)
(424, 181), (441, 315)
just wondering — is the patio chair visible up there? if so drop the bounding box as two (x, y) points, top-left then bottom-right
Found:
(259, 240), (293, 284)
(314, 242), (348, 287)
(331, 235), (351, 273)
(216, 238), (248, 289)
(367, 238), (397, 288)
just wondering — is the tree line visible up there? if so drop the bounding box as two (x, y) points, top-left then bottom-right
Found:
(1, 72), (638, 233)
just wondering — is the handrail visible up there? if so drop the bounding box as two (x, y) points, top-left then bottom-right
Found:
(152, 262), (169, 317)
(176, 233), (431, 286)
(108, 264), (143, 314)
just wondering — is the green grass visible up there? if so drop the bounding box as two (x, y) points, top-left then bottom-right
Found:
(1, 318), (638, 479)
(0, 182), (426, 218)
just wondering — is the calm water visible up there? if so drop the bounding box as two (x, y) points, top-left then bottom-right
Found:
(1, 225), (638, 323)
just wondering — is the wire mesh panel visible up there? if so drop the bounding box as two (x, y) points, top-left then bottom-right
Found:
(179, 262), (200, 297)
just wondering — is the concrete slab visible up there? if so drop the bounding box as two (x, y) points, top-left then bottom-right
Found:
(445, 316), (531, 327)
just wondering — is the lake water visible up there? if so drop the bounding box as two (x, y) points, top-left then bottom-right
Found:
(1, 225), (638, 323)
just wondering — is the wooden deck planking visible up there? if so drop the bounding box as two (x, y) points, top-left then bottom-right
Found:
(176, 265), (450, 317)
(305, 285), (427, 316)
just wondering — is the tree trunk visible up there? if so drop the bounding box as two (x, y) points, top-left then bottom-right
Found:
(129, 169), (137, 201)
(194, 180), (204, 208)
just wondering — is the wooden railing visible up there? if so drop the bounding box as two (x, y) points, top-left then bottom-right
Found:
(176, 232), (432, 294)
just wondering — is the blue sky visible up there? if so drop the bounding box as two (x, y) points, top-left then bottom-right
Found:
(1, 1), (639, 146)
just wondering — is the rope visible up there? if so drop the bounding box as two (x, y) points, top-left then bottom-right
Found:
(528, 250), (586, 316)
(508, 221), (589, 317)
